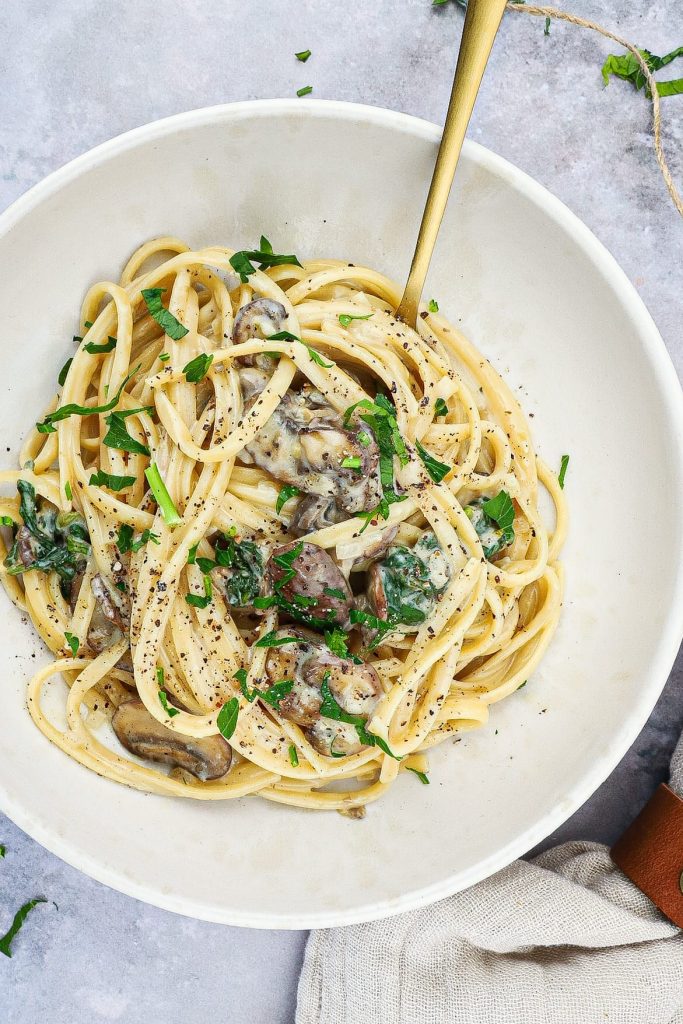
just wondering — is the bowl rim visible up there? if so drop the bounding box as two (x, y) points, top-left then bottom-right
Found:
(1, 97), (683, 929)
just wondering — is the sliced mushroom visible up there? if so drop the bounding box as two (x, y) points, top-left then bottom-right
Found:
(232, 298), (287, 369)
(239, 374), (383, 515)
(288, 494), (347, 536)
(264, 628), (382, 756)
(86, 575), (133, 674)
(350, 525), (399, 569)
(267, 541), (353, 628)
(112, 699), (232, 781)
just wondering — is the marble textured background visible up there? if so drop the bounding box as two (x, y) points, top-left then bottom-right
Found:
(1, 1), (682, 1021)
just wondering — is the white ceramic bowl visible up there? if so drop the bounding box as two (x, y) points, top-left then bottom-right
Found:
(1, 100), (682, 928)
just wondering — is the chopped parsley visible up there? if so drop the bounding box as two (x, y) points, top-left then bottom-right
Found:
(64, 631), (79, 656)
(102, 408), (152, 457)
(405, 767), (430, 784)
(158, 352), (170, 363)
(238, 675), (294, 708)
(434, 398), (449, 418)
(341, 456), (362, 470)
(295, 49), (311, 62)
(415, 439), (450, 483)
(187, 543), (199, 564)
(323, 587), (346, 600)
(276, 484), (301, 514)
(83, 336), (117, 354)
(465, 490), (515, 559)
(339, 312), (373, 327)
(0, 898), (47, 958)
(141, 288), (189, 340)
(254, 631), (300, 649)
(145, 464), (182, 527)
(88, 470), (136, 492)
(229, 236), (302, 284)
(558, 454), (569, 489)
(64, 481), (72, 502)
(159, 687), (180, 718)
(428, 299), (439, 313)
(288, 743), (299, 766)
(37, 365), (141, 433)
(217, 697), (239, 740)
(58, 357), (73, 387)
(116, 524), (160, 554)
(207, 534), (263, 607)
(185, 574), (213, 609)
(344, 396), (408, 532)
(182, 353), (213, 383)
(297, 85), (313, 97)
(304, 344), (333, 368)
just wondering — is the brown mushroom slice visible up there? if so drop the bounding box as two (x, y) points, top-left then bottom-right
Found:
(288, 494), (348, 536)
(268, 541), (353, 628)
(298, 423), (382, 514)
(350, 525), (399, 569)
(264, 629), (382, 756)
(232, 298), (287, 348)
(112, 699), (232, 781)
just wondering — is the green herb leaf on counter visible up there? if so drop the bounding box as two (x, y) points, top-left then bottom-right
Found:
(182, 353), (214, 383)
(297, 85), (313, 97)
(158, 688), (180, 718)
(602, 46), (683, 97)
(141, 288), (189, 340)
(89, 470), (136, 492)
(229, 238), (303, 283)
(544, 15), (550, 34)
(64, 631), (79, 656)
(217, 697), (239, 739)
(0, 845), (5, 858)
(295, 49), (311, 62)
(415, 439), (451, 483)
(558, 454), (570, 489)
(145, 464), (182, 527)
(0, 898), (47, 958)
(276, 484), (302, 514)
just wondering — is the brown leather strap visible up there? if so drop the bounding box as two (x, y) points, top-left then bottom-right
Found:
(610, 783), (683, 928)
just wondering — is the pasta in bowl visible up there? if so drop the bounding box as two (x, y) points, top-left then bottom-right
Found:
(0, 235), (566, 813)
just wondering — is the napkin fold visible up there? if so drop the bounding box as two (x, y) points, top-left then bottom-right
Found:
(297, 735), (683, 1024)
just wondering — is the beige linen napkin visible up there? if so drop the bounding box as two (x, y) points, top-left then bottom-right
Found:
(297, 736), (683, 1024)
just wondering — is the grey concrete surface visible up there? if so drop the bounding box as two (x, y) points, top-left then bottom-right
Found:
(0, 1), (681, 1021)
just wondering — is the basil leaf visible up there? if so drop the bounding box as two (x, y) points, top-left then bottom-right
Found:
(254, 631), (300, 649)
(415, 439), (450, 483)
(58, 358), (73, 387)
(339, 312), (373, 327)
(145, 464), (182, 527)
(276, 484), (301, 514)
(602, 46), (683, 97)
(88, 470), (136, 492)
(0, 899), (47, 958)
(288, 743), (299, 766)
(102, 409), (151, 457)
(182, 353), (213, 383)
(64, 631), (79, 656)
(295, 49), (311, 62)
(434, 398), (449, 417)
(297, 85), (313, 97)
(141, 288), (189, 340)
(83, 336), (117, 354)
(159, 689), (180, 718)
(558, 454), (569, 489)
(229, 241), (303, 284)
(428, 299), (439, 313)
(217, 697), (239, 739)
(405, 766), (430, 784)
